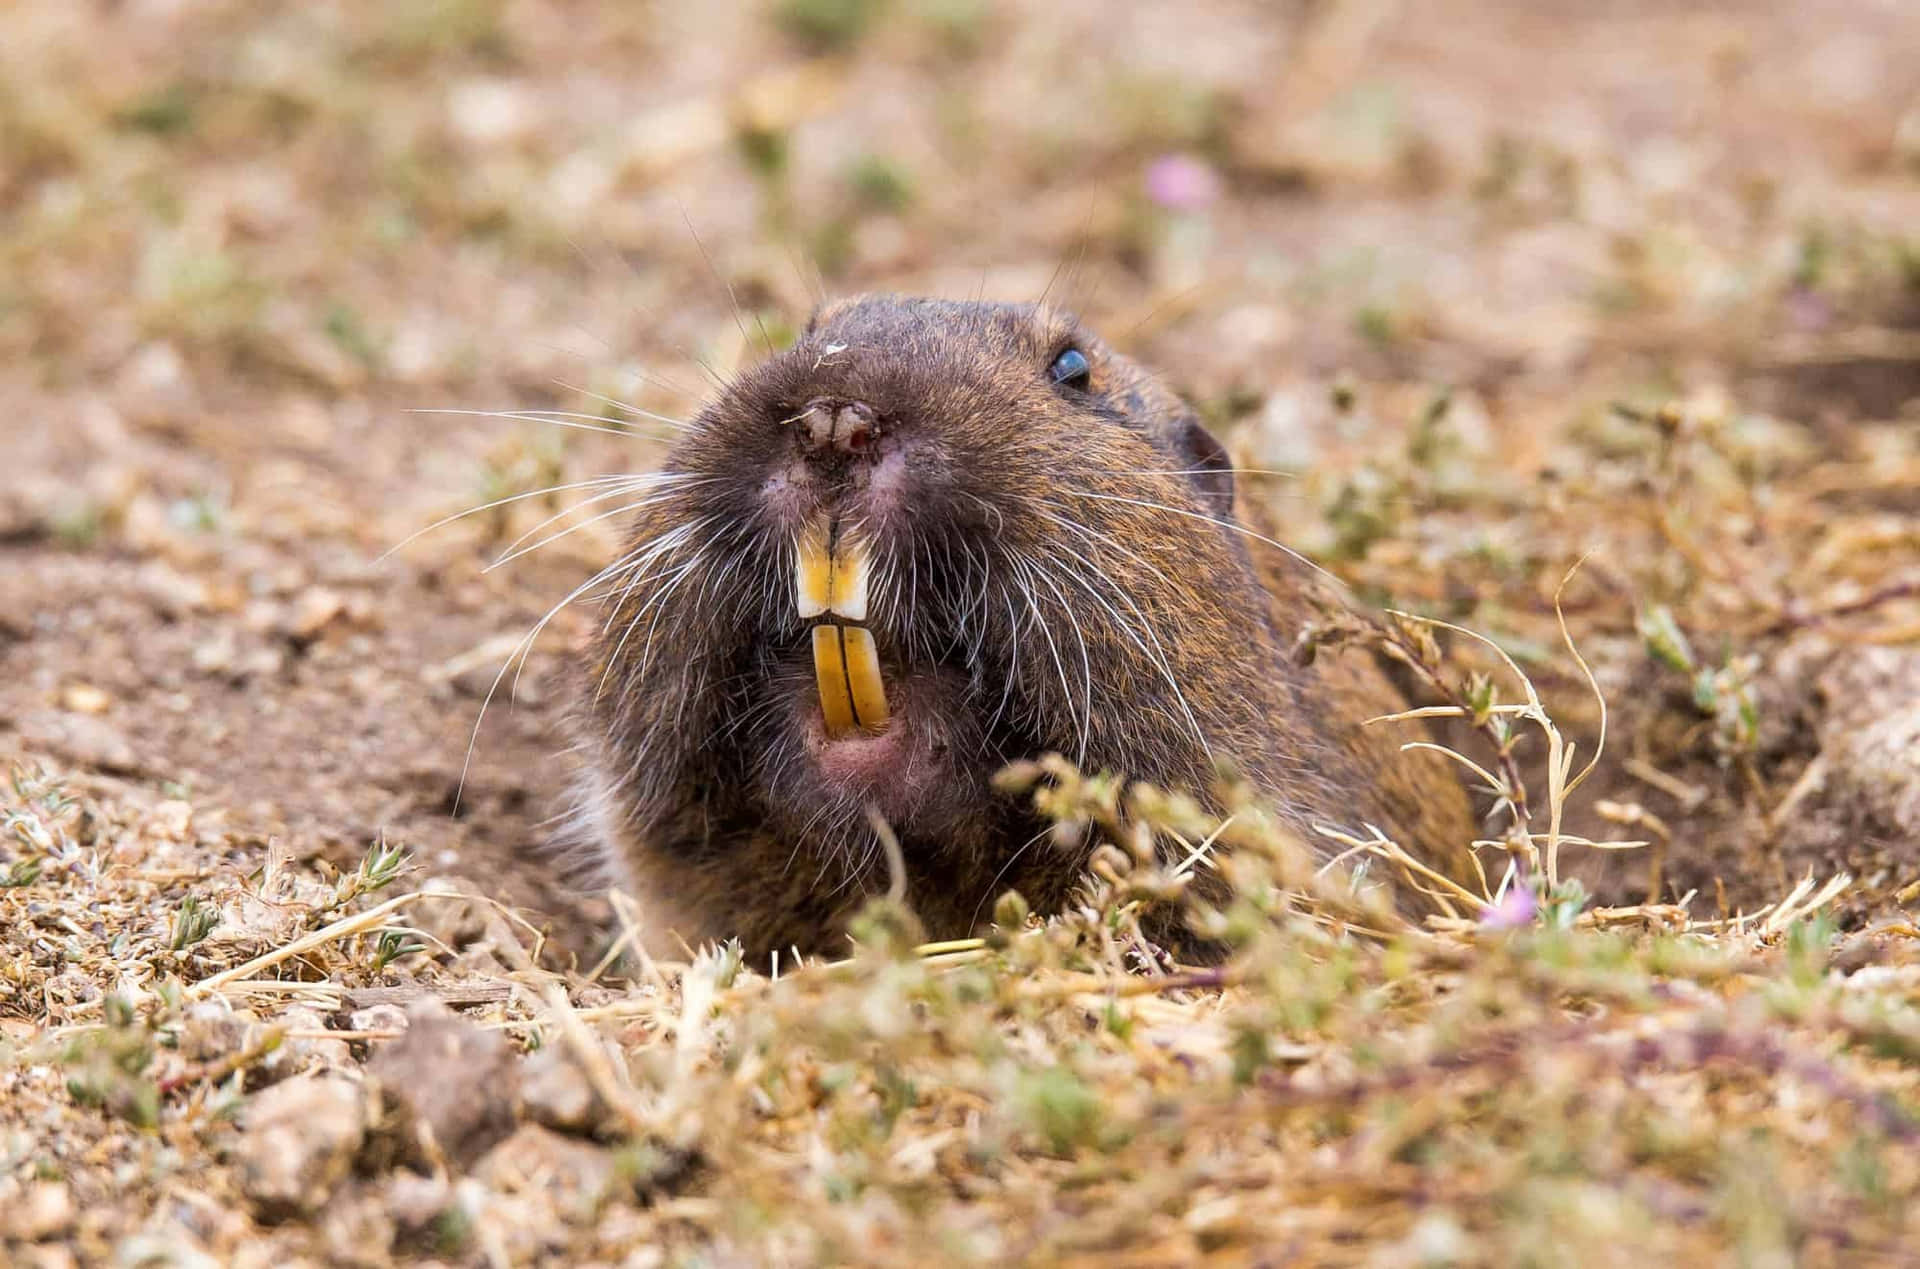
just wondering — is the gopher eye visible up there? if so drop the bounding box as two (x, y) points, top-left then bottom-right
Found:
(1047, 347), (1092, 391)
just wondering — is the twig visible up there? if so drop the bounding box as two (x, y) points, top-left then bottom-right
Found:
(157, 1027), (285, 1094)
(1749, 577), (1920, 638)
(338, 982), (514, 1010)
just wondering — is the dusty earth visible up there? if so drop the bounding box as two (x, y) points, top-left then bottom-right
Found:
(2, 1), (1918, 1265)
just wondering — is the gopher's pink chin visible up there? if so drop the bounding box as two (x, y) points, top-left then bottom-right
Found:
(793, 670), (970, 829)
(804, 705), (913, 787)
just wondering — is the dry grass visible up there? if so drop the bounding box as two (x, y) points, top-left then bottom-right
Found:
(6, 718), (1919, 1264)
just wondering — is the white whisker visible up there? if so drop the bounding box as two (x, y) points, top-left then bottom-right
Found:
(548, 378), (695, 431)
(458, 547), (661, 808)
(1033, 504), (1211, 754)
(485, 479), (710, 572)
(380, 473), (648, 561)
(1027, 560), (1095, 767)
(1062, 488), (1342, 587)
(970, 824), (1055, 928)
(407, 407), (672, 441)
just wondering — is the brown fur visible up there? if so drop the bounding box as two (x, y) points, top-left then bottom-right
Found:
(571, 296), (1474, 959)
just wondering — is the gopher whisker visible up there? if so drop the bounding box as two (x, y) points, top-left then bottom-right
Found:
(1061, 488), (1344, 589)
(407, 406), (675, 441)
(381, 473), (652, 560)
(487, 478), (713, 571)
(548, 377), (696, 431)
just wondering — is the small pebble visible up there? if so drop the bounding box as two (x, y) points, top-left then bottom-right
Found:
(520, 1045), (611, 1136)
(367, 1002), (519, 1170)
(235, 1075), (370, 1220)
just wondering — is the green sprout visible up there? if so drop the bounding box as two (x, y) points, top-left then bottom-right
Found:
(170, 896), (220, 952)
(772, 0), (885, 51)
(371, 928), (427, 971)
(846, 153), (915, 214)
(1, 858), (44, 889)
(331, 837), (411, 910)
(1637, 605), (1697, 675)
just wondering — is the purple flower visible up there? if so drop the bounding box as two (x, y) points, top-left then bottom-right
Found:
(1145, 153), (1220, 213)
(1479, 884), (1538, 931)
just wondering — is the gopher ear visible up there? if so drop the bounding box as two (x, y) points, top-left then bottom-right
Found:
(1172, 415), (1235, 517)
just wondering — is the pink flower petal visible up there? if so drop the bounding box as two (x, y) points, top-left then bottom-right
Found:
(1145, 153), (1220, 212)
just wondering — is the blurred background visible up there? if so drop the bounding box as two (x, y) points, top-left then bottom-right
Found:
(1, 1), (1916, 911)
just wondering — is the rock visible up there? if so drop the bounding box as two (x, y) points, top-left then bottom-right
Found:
(144, 799), (195, 842)
(384, 1172), (453, 1236)
(285, 587), (347, 644)
(58, 683), (111, 715)
(474, 1124), (619, 1222)
(17, 710), (141, 776)
(13, 1248), (79, 1269)
(315, 1182), (400, 1268)
(114, 341), (196, 422)
(366, 1002), (519, 1171)
(234, 1075), (370, 1220)
(448, 78), (541, 147)
(407, 875), (498, 951)
(449, 1177), (560, 1263)
(347, 1003), (410, 1035)
(1769, 645), (1920, 887)
(1817, 647), (1920, 838)
(190, 632), (238, 676)
(266, 1005), (353, 1075)
(3, 1180), (75, 1241)
(429, 635), (544, 703)
(177, 1000), (251, 1063)
(519, 1045), (611, 1136)
(135, 562), (213, 616)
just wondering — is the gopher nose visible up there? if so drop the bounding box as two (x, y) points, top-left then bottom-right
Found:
(798, 398), (878, 458)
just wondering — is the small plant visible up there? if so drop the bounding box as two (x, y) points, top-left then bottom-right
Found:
(752, 310), (800, 353)
(168, 490), (226, 534)
(1637, 605), (1761, 757)
(52, 503), (105, 549)
(1793, 222), (1831, 290)
(1896, 238), (1920, 291)
(272, 838), (420, 932)
(806, 215), (856, 279)
(1, 858), (43, 888)
(322, 301), (384, 371)
(918, 0), (987, 56)
(433, 1203), (475, 1257)
(1541, 877), (1590, 930)
(113, 82), (196, 137)
(1013, 1064), (1105, 1155)
(328, 836), (411, 913)
(9, 765), (75, 816)
(473, 434), (569, 544)
(370, 927), (427, 972)
(736, 121), (790, 181)
(5, 765), (79, 860)
(170, 895), (220, 952)
(60, 997), (159, 1129)
(845, 153), (914, 213)
(771, 0), (885, 51)
(1637, 604), (1696, 675)
(1322, 470), (1400, 562)
(1784, 912), (1837, 990)
(709, 936), (746, 989)
(1354, 303), (1398, 349)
